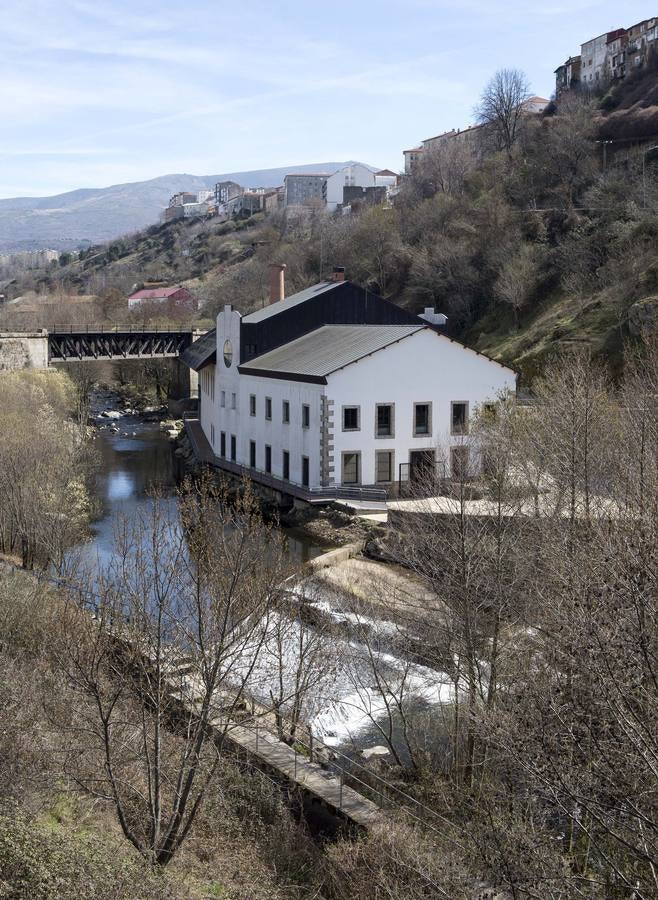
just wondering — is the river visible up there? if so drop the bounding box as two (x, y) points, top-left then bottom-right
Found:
(69, 394), (451, 763)
(70, 398), (325, 572)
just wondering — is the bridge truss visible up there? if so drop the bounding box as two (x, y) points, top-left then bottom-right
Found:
(48, 325), (194, 362)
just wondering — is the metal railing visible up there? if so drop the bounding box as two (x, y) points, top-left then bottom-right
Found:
(51, 323), (197, 334)
(184, 417), (388, 504)
(240, 717), (464, 846)
(308, 485), (388, 502)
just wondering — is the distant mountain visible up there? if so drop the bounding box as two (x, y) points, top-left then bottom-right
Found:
(0, 162), (372, 252)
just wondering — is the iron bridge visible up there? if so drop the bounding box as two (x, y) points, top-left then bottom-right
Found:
(48, 324), (198, 362)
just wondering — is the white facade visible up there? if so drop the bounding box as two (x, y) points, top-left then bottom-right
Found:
(325, 164), (376, 211)
(327, 329), (513, 485)
(581, 33), (609, 85)
(198, 305), (516, 494)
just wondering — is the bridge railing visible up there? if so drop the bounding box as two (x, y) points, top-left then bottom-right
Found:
(51, 323), (196, 334)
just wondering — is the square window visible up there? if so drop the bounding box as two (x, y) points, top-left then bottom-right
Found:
(451, 402), (469, 435)
(376, 404), (394, 437)
(249, 394), (256, 417)
(342, 406), (360, 431)
(414, 403), (431, 436)
(342, 452), (360, 485)
(375, 450), (393, 483)
(302, 404), (310, 429)
(265, 397), (272, 420)
(282, 400), (290, 423)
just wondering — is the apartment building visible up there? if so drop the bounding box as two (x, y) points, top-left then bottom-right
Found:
(283, 173), (329, 208)
(556, 17), (657, 95)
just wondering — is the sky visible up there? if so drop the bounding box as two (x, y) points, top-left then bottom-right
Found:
(0, 0), (654, 198)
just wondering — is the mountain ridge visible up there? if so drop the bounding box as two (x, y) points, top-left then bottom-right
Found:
(0, 161), (375, 252)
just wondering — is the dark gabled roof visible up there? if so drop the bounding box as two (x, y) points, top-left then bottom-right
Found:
(238, 324), (425, 383)
(242, 281), (343, 324)
(181, 329), (216, 371)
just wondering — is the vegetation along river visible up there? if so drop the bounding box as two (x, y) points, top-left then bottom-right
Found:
(65, 391), (450, 763)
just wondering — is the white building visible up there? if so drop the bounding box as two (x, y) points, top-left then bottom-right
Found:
(325, 164), (376, 211)
(581, 32), (613, 85)
(183, 270), (516, 500)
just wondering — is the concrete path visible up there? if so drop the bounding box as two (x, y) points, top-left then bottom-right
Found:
(214, 717), (386, 829)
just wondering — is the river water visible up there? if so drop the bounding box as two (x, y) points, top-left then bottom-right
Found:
(72, 405), (324, 572)
(71, 397), (452, 762)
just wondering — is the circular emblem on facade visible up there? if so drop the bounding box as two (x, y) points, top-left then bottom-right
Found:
(223, 339), (233, 368)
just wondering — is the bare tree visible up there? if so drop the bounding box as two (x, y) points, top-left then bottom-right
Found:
(258, 584), (336, 745)
(476, 68), (532, 156)
(57, 478), (290, 867)
(0, 370), (91, 570)
(494, 243), (542, 327)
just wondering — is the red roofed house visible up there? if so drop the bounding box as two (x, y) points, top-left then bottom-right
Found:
(128, 286), (198, 311)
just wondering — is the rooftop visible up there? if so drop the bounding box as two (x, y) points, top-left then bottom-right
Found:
(180, 328), (217, 371)
(241, 280), (343, 324)
(284, 172), (331, 179)
(129, 286), (187, 300)
(239, 324), (425, 383)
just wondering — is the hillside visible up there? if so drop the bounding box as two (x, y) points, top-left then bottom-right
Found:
(5, 79), (658, 383)
(0, 162), (370, 253)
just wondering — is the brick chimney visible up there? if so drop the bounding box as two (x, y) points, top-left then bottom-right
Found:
(331, 266), (345, 283)
(269, 263), (286, 304)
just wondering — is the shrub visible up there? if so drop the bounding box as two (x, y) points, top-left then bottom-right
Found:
(0, 807), (169, 899)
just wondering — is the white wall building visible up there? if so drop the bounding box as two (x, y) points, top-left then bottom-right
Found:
(184, 273), (516, 499)
(581, 32), (611, 85)
(325, 164), (376, 211)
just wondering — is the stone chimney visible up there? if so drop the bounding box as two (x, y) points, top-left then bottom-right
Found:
(269, 263), (286, 304)
(331, 266), (346, 283)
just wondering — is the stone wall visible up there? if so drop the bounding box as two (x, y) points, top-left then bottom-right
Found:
(0, 332), (49, 372)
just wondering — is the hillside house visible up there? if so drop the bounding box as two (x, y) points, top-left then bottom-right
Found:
(128, 286), (198, 311)
(556, 18), (657, 95)
(168, 191), (198, 208)
(403, 146), (424, 175)
(284, 173), (330, 208)
(404, 97), (549, 174)
(182, 268), (516, 501)
(214, 181), (243, 205)
(555, 56), (582, 96)
(325, 164), (376, 211)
